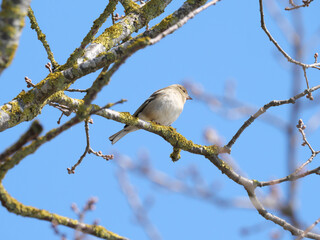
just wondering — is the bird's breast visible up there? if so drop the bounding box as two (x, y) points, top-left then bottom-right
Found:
(139, 92), (184, 126)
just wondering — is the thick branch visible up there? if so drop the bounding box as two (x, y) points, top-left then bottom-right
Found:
(0, 183), (126, 240)
(0, 0), (32, 74)
(64, 0), (118, 67)
(0, 120), (42, 162)
(77, 0), (173, 64)
(0, 0), (219, 133)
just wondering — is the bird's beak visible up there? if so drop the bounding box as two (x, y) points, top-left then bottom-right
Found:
(187, 96), (192, 100)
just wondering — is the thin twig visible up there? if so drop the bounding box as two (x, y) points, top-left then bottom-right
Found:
(51, 220), (67, 240)
(45, 62), (53, 73)
(265, 0), (297, 45)
(296, 119), (314, 153)
(258, 165), (320, 187)
(294, 151), (320, 176)
(303, 67), (314, 100)
(49, 102), (72, 113)
(25, 76), (35, 88)
(289, 0), (297, 7)
(57, 113), (64, 124)
(296, 217), (320, 240)
(0, 116), (82, 181)
(48, 102), (73, 123)
(226, 84), (320, 150)
(71, 197), (99, 240)
(286, 0), (314, 11)
(303, 67), (310, 89)
(259, 0), (320, 70)
(27, 7), (59, 69)
(67, 117), (115, 174)
(292, 119), (320, 175)
(67, 120), (91, 174)
(149, 0), (221, 45)
(88, 148), (113, 160)
(65, 88), (89, 93)
(89, 99), (128, 117)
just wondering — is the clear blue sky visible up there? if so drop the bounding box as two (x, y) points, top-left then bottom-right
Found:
(1, 0), (320, 239)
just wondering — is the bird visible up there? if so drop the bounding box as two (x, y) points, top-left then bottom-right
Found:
(109, 84), (192, 144)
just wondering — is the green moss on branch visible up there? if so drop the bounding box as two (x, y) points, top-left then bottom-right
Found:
(0, 183), (126, 240)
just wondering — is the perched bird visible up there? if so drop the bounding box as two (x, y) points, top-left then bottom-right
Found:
(109, 84), (192, 144)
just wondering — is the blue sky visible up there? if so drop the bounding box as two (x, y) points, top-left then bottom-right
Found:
(1, 0), (320, 240)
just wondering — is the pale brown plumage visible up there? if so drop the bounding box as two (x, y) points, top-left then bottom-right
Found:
(109, 84), (192, 144)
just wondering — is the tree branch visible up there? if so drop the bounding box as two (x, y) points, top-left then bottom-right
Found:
(0, 183), (126, 240)
(0, 0), (221, 133)
(226, 84), (320, 150)
(64, 0), (119, 68)
(0, 0), (32, 74)
(0, 120), (42, 163)
(27, 7), (59, 69)
(259, 0), (320, 70)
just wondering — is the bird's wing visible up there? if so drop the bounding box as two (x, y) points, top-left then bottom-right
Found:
(132, 89), (163, 117)
(123, 88), (164, 128)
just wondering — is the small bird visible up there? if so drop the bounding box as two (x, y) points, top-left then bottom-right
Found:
(109, 84), (192, 144)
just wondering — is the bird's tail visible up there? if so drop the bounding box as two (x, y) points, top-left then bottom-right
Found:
(109, 127), (137, 144)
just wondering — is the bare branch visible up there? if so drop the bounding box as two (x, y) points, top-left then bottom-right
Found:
(226, 84), (320, 150)
(67, 120), (91, 174)
(259, 0), (320, 70)
(0, 183), (126, 240)
(27, 7), (59, 69)
(258, 165), (320, 187)
(149, 0), (221, 45)
(67, 118), (114, 174)
(285, 0), (314, 11)
(64, 0), (119, 67)
(296, 217), (320, 240)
